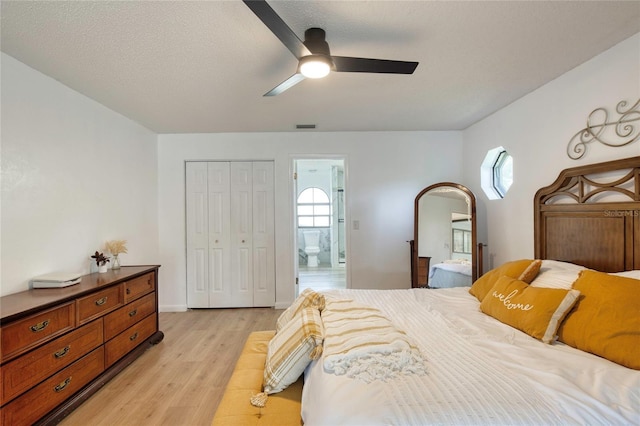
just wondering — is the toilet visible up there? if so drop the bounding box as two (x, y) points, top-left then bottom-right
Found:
(303, 230), (321, 267)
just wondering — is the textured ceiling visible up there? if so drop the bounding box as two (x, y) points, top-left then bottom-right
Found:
(2, 1), (639, 133)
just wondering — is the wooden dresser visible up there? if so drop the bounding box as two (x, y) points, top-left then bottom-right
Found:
(0, 266), (163, 425)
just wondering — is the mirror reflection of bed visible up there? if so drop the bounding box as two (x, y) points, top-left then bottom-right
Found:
(412, 182), (478, 288)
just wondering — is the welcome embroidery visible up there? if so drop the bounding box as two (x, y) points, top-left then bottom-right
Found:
(491, 289), (534, 311)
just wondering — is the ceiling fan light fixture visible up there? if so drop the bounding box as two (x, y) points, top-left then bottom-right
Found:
(299, 55), (332, 79)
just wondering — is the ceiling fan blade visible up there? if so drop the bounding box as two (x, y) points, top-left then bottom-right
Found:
(264, 73), (306, 96)
(243, 0), (311, 59)
(332, 56), (418, 74)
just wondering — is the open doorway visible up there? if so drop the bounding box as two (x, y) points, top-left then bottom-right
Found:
(294, 158), (347, 294)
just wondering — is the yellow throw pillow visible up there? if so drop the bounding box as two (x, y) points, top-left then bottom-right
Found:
(480, 276), (580, 343)
(469, 259), (539, 302)
(518, 259), (542, 283)
(276, 288), (326, 332)
(557, 270), (640, 370)
(264, 307), (324, 394)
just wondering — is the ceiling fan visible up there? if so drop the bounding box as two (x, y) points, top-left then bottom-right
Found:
(243, 0), (419, 96)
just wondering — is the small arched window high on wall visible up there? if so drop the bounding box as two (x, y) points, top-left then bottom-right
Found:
(481, 146), (513, 200)
(297, 187), (330, 227)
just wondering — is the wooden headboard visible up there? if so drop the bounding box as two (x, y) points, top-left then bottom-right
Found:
(534, 156), (640, 272)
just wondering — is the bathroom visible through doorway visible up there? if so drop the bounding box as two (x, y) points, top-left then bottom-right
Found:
(294, 158), (348, 294)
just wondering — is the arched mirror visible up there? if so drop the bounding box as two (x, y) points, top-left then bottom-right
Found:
(411, 182), (478, 288)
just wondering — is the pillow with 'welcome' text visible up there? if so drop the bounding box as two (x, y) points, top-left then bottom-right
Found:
(480, 275), (580, 343)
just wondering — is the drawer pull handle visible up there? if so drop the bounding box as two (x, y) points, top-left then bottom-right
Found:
(30, 320), (50, 333)
(126, 288), (131, 295)
(130, 332), (139, 341)
(54, 377), (72, 393)
(95, 297), (108, 306)
(129, 309), (138, 317)
(54, 345), (71, 359)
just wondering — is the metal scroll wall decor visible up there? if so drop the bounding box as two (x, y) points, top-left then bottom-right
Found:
(567, 99), (640, 160)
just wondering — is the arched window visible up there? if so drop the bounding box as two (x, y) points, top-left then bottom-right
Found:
(297, 187), (330, 227)
(492, 149), (513, 198)
(481, 146), (513, 200)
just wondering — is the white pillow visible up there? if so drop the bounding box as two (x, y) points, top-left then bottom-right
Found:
(538, 260), (586, 271)
(611, 270), (640, 280)
(529, 260), (585, 289)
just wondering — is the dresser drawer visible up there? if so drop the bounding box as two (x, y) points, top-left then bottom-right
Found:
(1, 302), (75, 363)
(2, 318), (103, 405)
(105, 313), (157, 368)
(1, 346), (105, 426)
(124, 272), (155, 303)
(77, 285), (123, 325)
(104, 292), (156, 341)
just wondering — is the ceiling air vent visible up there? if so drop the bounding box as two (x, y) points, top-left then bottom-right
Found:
(296, 124), (316, 130)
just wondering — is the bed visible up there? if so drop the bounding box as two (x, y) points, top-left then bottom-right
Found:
(289, 156), (639, 425)
(428, 260), (472, 288)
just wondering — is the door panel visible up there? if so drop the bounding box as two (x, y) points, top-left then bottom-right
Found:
(194, 248), (207, 292)
(230, 162), (254, 307)
(253, 162), (275, 306)
(208, 162), (231, 307)
(210, 248), (225, 292)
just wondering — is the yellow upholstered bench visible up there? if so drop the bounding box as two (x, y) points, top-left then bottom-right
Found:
(212, 330), (304, 426)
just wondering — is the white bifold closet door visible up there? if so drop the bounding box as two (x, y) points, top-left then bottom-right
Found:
(186, 161), (275, 308)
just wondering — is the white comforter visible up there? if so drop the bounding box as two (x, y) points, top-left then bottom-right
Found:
(302, 288), (639, 425)
(428, 262), (471, 278)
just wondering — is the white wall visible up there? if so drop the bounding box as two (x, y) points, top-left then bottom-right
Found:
(462, 33), (640, 270)
(1, 53), (159, 296)
(157, 132), (463, 310)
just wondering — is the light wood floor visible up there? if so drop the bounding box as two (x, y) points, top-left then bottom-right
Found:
(60, 308), (283, 426)
(299, 266), (346, 292)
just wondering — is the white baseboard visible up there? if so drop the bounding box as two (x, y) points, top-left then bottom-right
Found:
(160, 304), (289, 311)
(275, 301), (293, 309)
(159, 304), (188, 312)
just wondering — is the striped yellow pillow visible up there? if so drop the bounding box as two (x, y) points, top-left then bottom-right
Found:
(480, 276), (580, 343)
(276, 288), (326, 331)
(264, 307), (324, 394)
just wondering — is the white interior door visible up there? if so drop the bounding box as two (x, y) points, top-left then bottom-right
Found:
(186, 162), (209, 308)
(292, 161), (300, 296)
(207, 162), (231, 307)
(252, 162), (275, 307)
(230, 162), (254, 307)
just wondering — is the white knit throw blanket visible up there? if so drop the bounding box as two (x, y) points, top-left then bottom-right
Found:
(322, 297), (427, 382)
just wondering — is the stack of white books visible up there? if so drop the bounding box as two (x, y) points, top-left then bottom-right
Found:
(31, 272), (82, 289)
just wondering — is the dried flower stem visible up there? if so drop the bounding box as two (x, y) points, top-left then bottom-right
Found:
(105, 239), (128, 255)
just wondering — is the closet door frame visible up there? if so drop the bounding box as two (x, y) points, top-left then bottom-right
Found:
(186, 160), (275, 308)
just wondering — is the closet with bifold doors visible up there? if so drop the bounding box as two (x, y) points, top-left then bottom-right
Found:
(186, 161), (275, 308)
